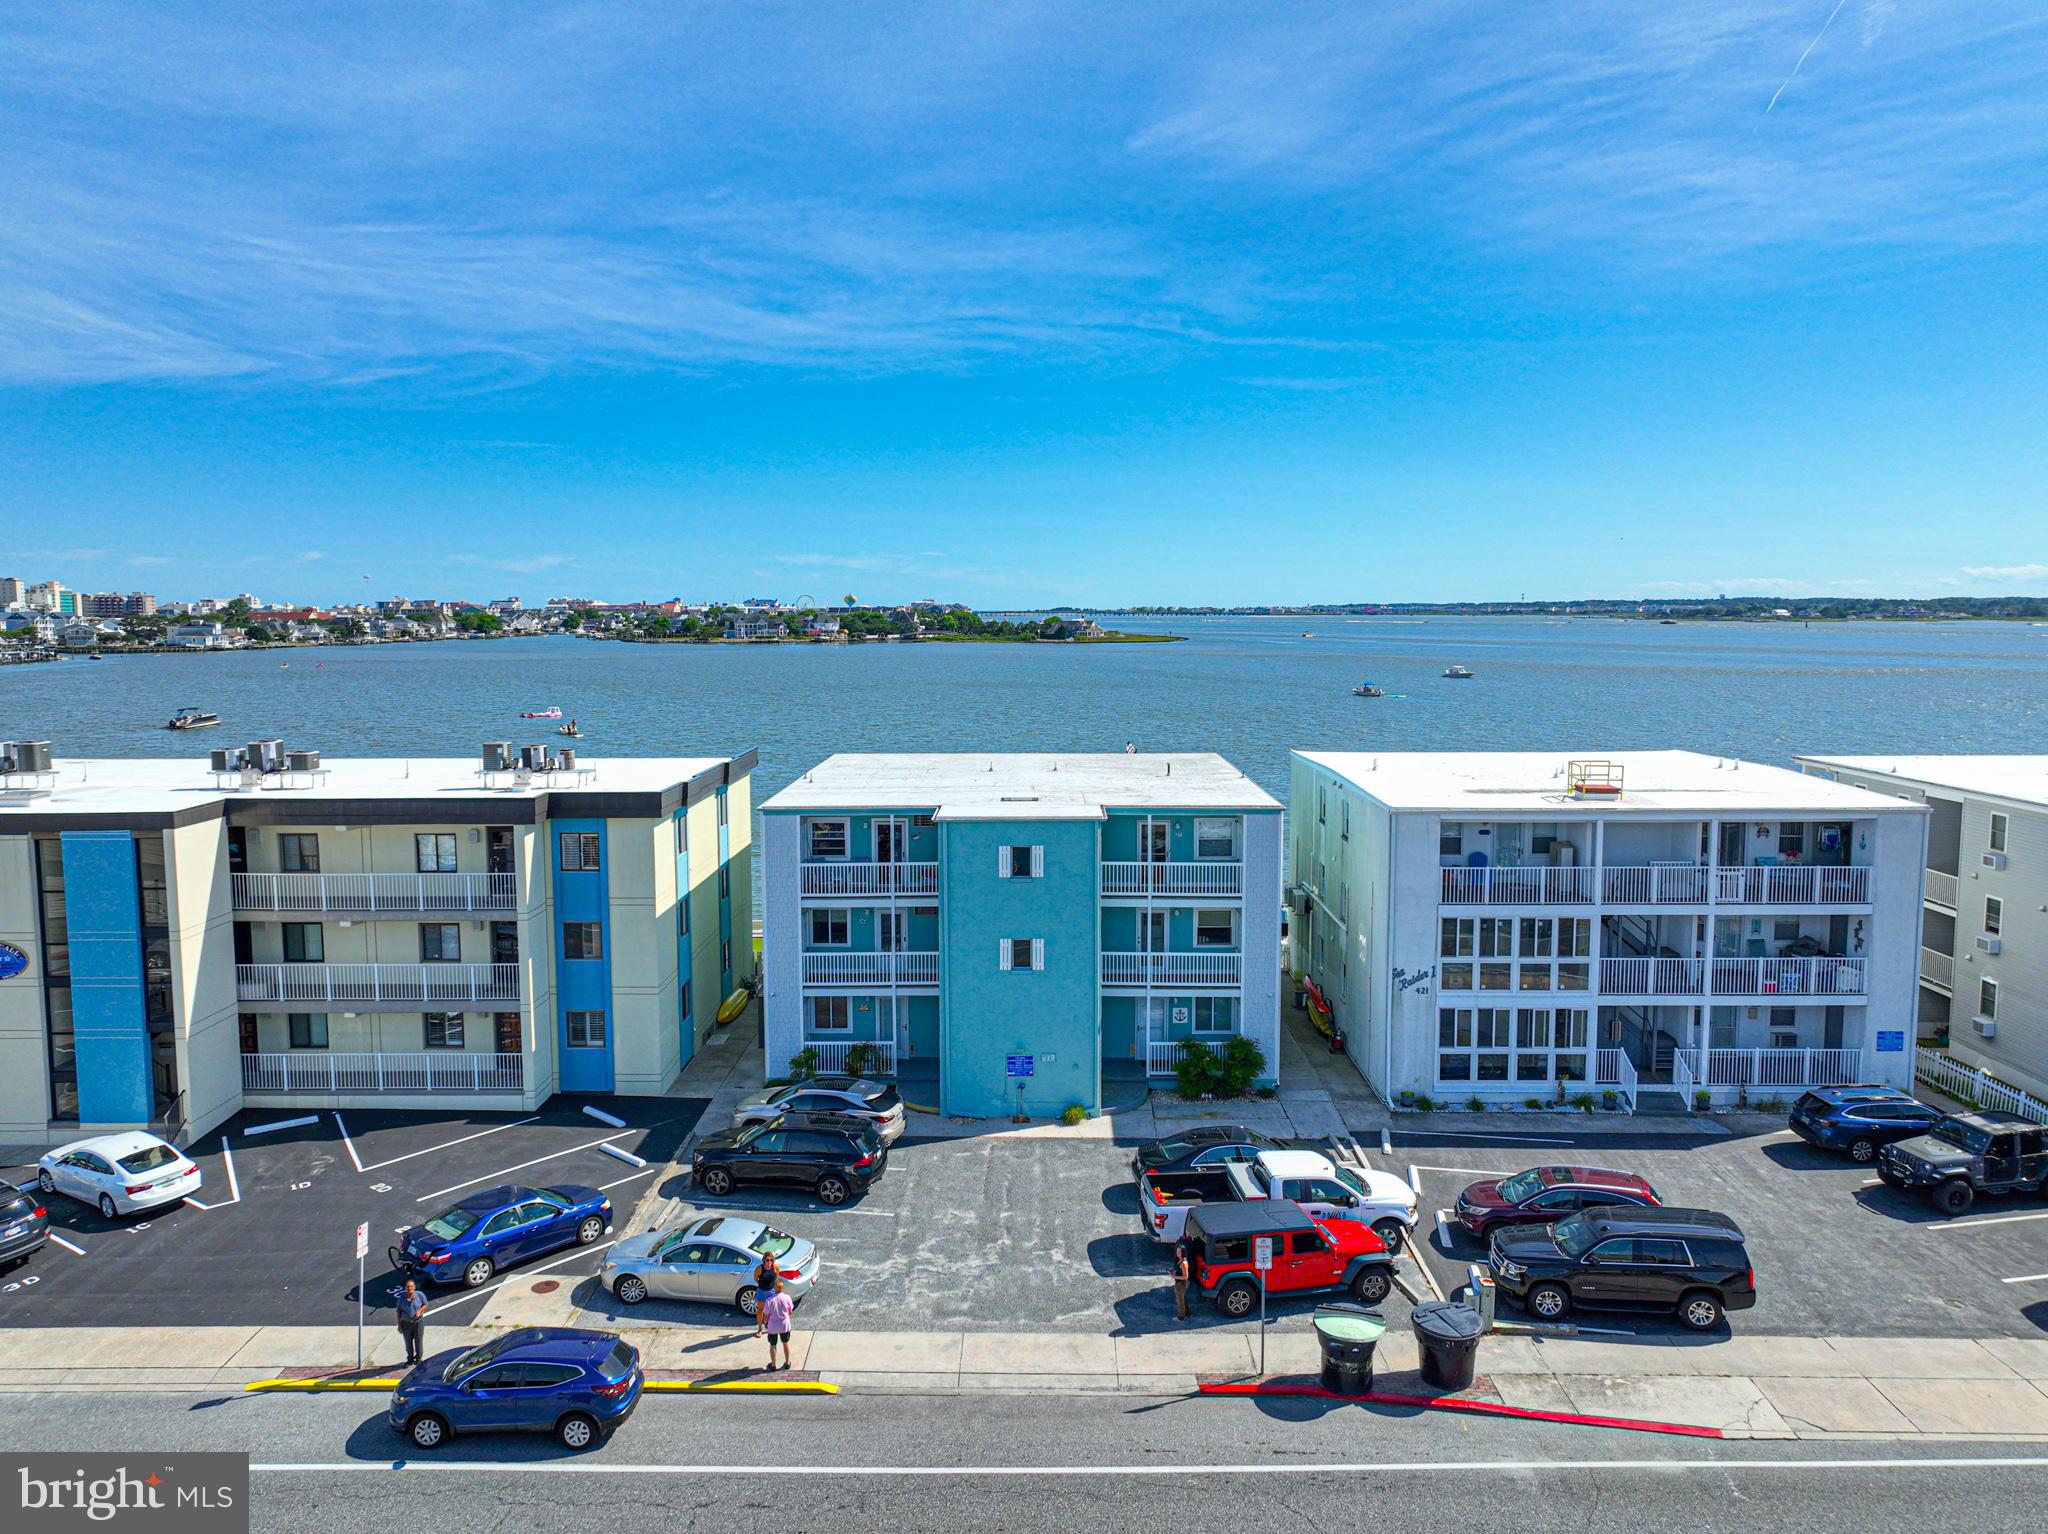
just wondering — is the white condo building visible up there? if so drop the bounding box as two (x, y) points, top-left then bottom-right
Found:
(1799, 756), (2048, 1103)
(1288, 751), (1928, 1112)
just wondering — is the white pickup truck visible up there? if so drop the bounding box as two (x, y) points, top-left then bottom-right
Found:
(1227, 1149), (1420, 1253)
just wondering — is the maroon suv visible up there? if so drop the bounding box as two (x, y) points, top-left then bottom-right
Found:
(1454, 1165), (1660, 1239)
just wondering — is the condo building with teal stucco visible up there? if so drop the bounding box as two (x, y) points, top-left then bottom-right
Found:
(760, 754), (1283, 1117)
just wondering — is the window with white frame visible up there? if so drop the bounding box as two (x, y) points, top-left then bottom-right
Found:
(1439, 823), (1463, 858)
(1439, 1005), (1587, 1084)
(1194, 818), (1238, 859)
(807, 995), (850, 1032)
(424, 1011), (465, 1049)
(1440, 918), (1475, 957)
(419, 922), (462, 962)
(1194, 909), (1236, 948)
(877, 911), (905, 951)
(561, 922), (603, 960)
(287, 1012), (328, 1049)
(999, 938), (1043, 971)
(565, 1010), (607, 1048)
(807, 819), (848, 859)
(807, 909), (850, 947)
(1340, 800), (1351, 841)
(1191, 996), (1235, 1034)
(1980, 978), (1999, 1021)
(415, 833), (457, 873)
(278, 834), (320, 873)
(1002, 845), (1043, 879)
(1985, 896), (2003, 936)
(559, 831), (601, 871)
(1990, 813), (2008, 853)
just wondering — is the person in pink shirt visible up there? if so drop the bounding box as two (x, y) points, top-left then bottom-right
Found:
(758, 1278), (795, 1371)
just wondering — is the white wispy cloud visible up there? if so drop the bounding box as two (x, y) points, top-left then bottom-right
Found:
(125, 554), (174, 566)
(295, 550), (328, 562)
(1960, 563), (2048, 582)
(449, 552), (572, 575)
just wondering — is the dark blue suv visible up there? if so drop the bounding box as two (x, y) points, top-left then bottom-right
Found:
(389, 1327), (642, 1451)
(390, 1184), (613, 1288)
(1789, 1086), (1941, 1163)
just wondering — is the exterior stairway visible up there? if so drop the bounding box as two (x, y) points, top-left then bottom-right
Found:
(1631, 1085), (1692, 1116)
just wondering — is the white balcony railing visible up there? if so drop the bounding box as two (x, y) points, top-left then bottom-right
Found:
(1714, 865), (1871, 905)
(236, 962), (520, 1007)
(231, 871), (517, 913)
(787, 1039), (898, 1076)
(1925, 868), (1960, 909)
(1920, 945), (1955, 991)
(1102, 862), (1244, 897)
(1677, 1046), (1863, 1092)
(1598, 955), (1867, 997)
(1594, 1046), (1638, 1111)
(1602, 866), (1710, 904)
(801, 952), (940, 987)
(1440, 867), (1594, 905)
(1598, 956), (1705, 996)
(241, 1051), (524, 1094)
(800, 862), (939, 897)
(1101, 952), (1243, 987)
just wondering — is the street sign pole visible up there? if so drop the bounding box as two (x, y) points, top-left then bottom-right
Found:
(354, 1221), (369, 1371)
(1253, 1235), (1273, 1377)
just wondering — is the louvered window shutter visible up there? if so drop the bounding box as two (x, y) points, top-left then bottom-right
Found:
(1031, 939), (1045, 971)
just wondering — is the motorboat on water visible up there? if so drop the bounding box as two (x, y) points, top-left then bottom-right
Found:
(1443, 664), (1475, 679)
(1351, 683), (1384, 697)
(166, 707), (221, 730)
(520, 707), (563, 719)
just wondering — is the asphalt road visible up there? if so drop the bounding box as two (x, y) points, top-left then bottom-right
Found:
(3, 1389), (2043, 1533)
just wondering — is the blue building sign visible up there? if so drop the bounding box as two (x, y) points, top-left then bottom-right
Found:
(1875, 1030), (1905, 1054)
(0, 942), (26, 981)
(1005, 1055), (1034, 1078)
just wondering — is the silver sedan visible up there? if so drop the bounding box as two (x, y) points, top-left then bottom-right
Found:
(600, 1214), (819, 1315)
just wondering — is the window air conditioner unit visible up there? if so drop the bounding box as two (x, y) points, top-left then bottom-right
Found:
(1984, 852), (2008, 871)
(1972, 1017), (1997, 1039)
(1977, 935), (2002, 955)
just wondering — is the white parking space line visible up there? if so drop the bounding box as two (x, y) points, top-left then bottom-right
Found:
(598, 1169), (655, 1192)
(420, 1239), (621, 1318)
(1412, 1165), (1510, 1178)
(183, 1197), (214, 1211)
(221, 1141), (241, 1205)
(360, 1115), (542, 1174)
(2002, 1272), (2048, 1285)
(413, 1132), (628, 1203)
(1933, 1211), (2048, 1232)
(47, 1233), (86, 1256)
(333, 1113), (363, 1173)
(1413, 1129), (1576, 1144)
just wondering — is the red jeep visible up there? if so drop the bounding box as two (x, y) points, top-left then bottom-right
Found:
(1184, 1201), (1392, 1317)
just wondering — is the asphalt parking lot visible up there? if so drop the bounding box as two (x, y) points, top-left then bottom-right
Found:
(0, 1097), (702, 1329)
(574, 1132), (1435, 1335)
(1402, 1122), (2048, 1340)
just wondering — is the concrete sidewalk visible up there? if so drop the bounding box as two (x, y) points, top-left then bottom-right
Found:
(8, 1323), (2048, 1439)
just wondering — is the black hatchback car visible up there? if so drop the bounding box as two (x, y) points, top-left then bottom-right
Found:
(0, 1185), (49, 1269)
(1130, 1125), (1292, 1180)
(1789, 1085), (1941, 1163)
(1488, 1206), (1755, 1332)
(691, 1118), (886, 1206)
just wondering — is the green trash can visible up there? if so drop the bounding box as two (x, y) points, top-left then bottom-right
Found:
(1311, 1304), (1385, 1395)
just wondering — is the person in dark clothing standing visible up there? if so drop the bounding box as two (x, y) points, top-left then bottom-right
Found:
(1172, 1239), (1192, 1322)
(752, 1252), (780, 1339)
(396, 1279), (429, 1364)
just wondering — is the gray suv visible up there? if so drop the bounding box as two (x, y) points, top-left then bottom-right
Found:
(733, 1077), (906, 1143)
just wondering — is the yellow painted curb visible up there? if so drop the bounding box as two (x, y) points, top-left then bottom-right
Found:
(245, 1378), (398, 1392)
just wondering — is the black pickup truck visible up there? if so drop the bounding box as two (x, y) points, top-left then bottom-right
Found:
(1876, 1110), (2048, 1215)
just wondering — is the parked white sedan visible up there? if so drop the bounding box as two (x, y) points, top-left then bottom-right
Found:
(37, 1132), (201, 1218)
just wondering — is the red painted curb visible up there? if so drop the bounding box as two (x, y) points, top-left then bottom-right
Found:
(1195, 1380), (1723, 1439)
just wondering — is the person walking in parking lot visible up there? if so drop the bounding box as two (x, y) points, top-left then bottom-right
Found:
(759, 1278), (795, 1371)
(752, 1252), (779, 1339)
(1172, 1239), (1192, 1322)
(396, 1279), (428, 1365)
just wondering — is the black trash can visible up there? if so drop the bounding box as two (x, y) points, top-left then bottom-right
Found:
(1412, 1300), (1484, 1391)
(1311, 1304), (1385, 1395)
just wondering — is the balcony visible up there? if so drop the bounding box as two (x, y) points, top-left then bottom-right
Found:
(799, 862), (939, 897)
(1597, 956), (1868, 998)
(1102, 862), (1244, 898)
(231, 871), (517, 914)
(1676, 1046), (1864, 1097)
(1714, 865), (1870, 905)
(241, 1051), (524, 1095)
(801, 952), (940, 987)
(783, 1039), (898, 1077)
(1101, 952), (1242, 988)
(1441, 867), (1594, 905)
(236, 962), (521, 1009)
(1925, 868), (1960, 909)
(1921, 945), (1955, 992)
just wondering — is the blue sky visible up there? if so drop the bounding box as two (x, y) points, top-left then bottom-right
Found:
(4, 2), (2047, 607)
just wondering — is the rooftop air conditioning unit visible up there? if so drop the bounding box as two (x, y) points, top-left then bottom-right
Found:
(1984, 852), (2009, 871)
(210, 747), (242, 773)
(1972, 1017), (1998, 1039)
(519, 744), (547, 773)
(482, 742), (510, 773)
(249, 739), (285, 773)
(555, 748), (576, 771)
(1977, 935), (2002, 955)
(3, 741), (52, 774)
(286, 750), (321, 772)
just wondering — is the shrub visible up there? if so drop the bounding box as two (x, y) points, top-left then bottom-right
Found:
(1756, 1096), (1785, 1113)
(1570, 1092), (1596, 1113)
(1257, 1085), (1277, 1099)
(1413, 1094), (1435, 1112)
(1466, 1096), (1486, 1114)
(1061, 1103), (1087, 1126)
(1218, 1036), (1268, 1097)
(1174, 1039), (1221, 1099)
(788, 1047), (820, 1081)
(1524, 1098), (1542, 1111)
(844, 1042), (880, 1078)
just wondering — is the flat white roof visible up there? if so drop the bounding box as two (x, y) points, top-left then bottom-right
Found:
(762, 753), (1280, 820)
(1799, 755), (2048, 812)
(1295, 749), (1921, 816)
(0, 755), (728, 818)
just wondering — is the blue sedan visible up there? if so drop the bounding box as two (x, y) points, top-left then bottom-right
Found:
(390, 1183), (613, 1289)
(389, 1327), (642, 1451)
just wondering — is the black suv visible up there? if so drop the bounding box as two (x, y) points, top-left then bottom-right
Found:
(1877, 1110), (2048, 1215)
(1488, 1206), (1755, 1332)
(690, 1117), (886, 1206)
